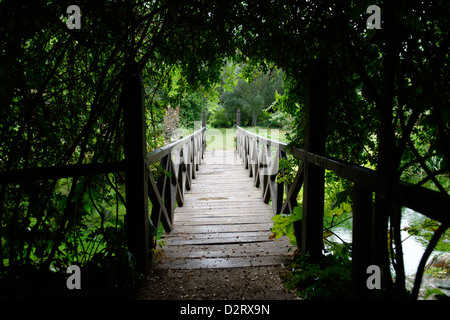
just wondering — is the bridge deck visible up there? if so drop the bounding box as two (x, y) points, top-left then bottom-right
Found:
(156, 149), (295, 269)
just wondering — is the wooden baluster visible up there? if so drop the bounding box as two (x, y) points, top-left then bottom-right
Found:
(241, 130), (244, 160)
(254, 138), (261, 186)
(242, 130), (245, 160)
(185, 142), (192, 190)
(148, 169), (162, 239)
(148, 164), (172, 234)
(202, 109), (206, 159)
(160, 155), (174, 231)
(280, 162), (304, 215)
(262, 143), (271, 203)
(274, 150), (285, 215)
(202, 128), (206, 158)
(175, 148), (184, 207)
(236, 128), (239, 155)
(192, 137), (197, 177)
(197, 134), (202, 166)
(248, 137), (254, 178)
(169, 155), (178, 224)
(236, 128), (240, 157)
(244, 135), (249, 170)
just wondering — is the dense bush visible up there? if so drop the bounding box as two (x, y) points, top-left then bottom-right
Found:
(280, 252), (351, 300)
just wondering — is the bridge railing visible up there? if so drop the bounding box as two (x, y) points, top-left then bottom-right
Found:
(235, 60), (449, 299)
(0, 65), (207, 275)
(236, 127), (294, 216)
(237, 125), (449, 223)
(236, 124), (449, 298)
(117, 64), (207, 273)
(145, 126), (206, 237)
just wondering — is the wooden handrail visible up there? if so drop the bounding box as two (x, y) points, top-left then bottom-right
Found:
(236, 126), (450, 224)
(237, 123), (450, 297)
(145, 126), (206, 241)
(145, 127), (206, 165)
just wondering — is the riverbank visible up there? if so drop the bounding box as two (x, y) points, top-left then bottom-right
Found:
(328, 208), (449, 300)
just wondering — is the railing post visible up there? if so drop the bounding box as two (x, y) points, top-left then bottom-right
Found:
(275, 150), (286, 214)
(301, 59), (328, 261)
(121, 62), (151, 274)
(202, 109), (206, 157)
(162, 155), (175, 227)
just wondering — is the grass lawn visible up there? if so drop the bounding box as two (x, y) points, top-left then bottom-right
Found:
(205, 127), (289, 150)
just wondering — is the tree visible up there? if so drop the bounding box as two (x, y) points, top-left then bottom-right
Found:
(229, 0), (449, 298)
(0, 0), (234, 287)
(0, 0), (448, 300)
(218, 65), (284, 126)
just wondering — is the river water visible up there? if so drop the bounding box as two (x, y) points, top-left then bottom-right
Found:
(328, 208), (441, 275)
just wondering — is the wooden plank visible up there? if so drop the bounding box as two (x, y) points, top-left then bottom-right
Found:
(172, 218), (273, 226)
(174, 208), (275, 214)
(168, 223), (275, 234)
(174, 210), (273, 216)
(156, 256), (291, 269)
(176, 210), (272, 215)
(164, 230), (272, 239)
(163, 235), (274, 246)
(161, 241), (294, 258)
(156, 149), (295, 269)
(159, 240), (294, 270)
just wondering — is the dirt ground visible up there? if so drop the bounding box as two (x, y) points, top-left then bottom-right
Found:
(134, 266), (298, 300)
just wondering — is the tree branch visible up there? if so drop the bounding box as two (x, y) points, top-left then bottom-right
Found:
(411, 222), (449, 300)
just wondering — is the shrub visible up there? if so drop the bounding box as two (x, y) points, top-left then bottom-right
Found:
(280, 252), (351, 300)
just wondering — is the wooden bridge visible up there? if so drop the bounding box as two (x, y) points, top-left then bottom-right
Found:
(156, 149), (295, 269)
(1, 62), (449, 299)
(139, 62), (449, 299)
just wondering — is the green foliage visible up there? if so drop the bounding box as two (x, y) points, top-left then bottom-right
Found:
(272, 159), (354, 247)
(281, 253), (351, 300)
(209, 106), (233, 128)
(262, 110), (294, 129)
(0, 0), (236, 283)
(271, 205), (302, 246)
(425, 266), (449, 280)
(1, 0), (449, 299)
(403, 218), (450, 252)
(423, 288), (447, 300)
(210, 62), (284, 127)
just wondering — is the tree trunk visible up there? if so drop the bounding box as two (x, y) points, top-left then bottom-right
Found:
(252, 111), (258, 127)
(372, 0), (404, 298)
